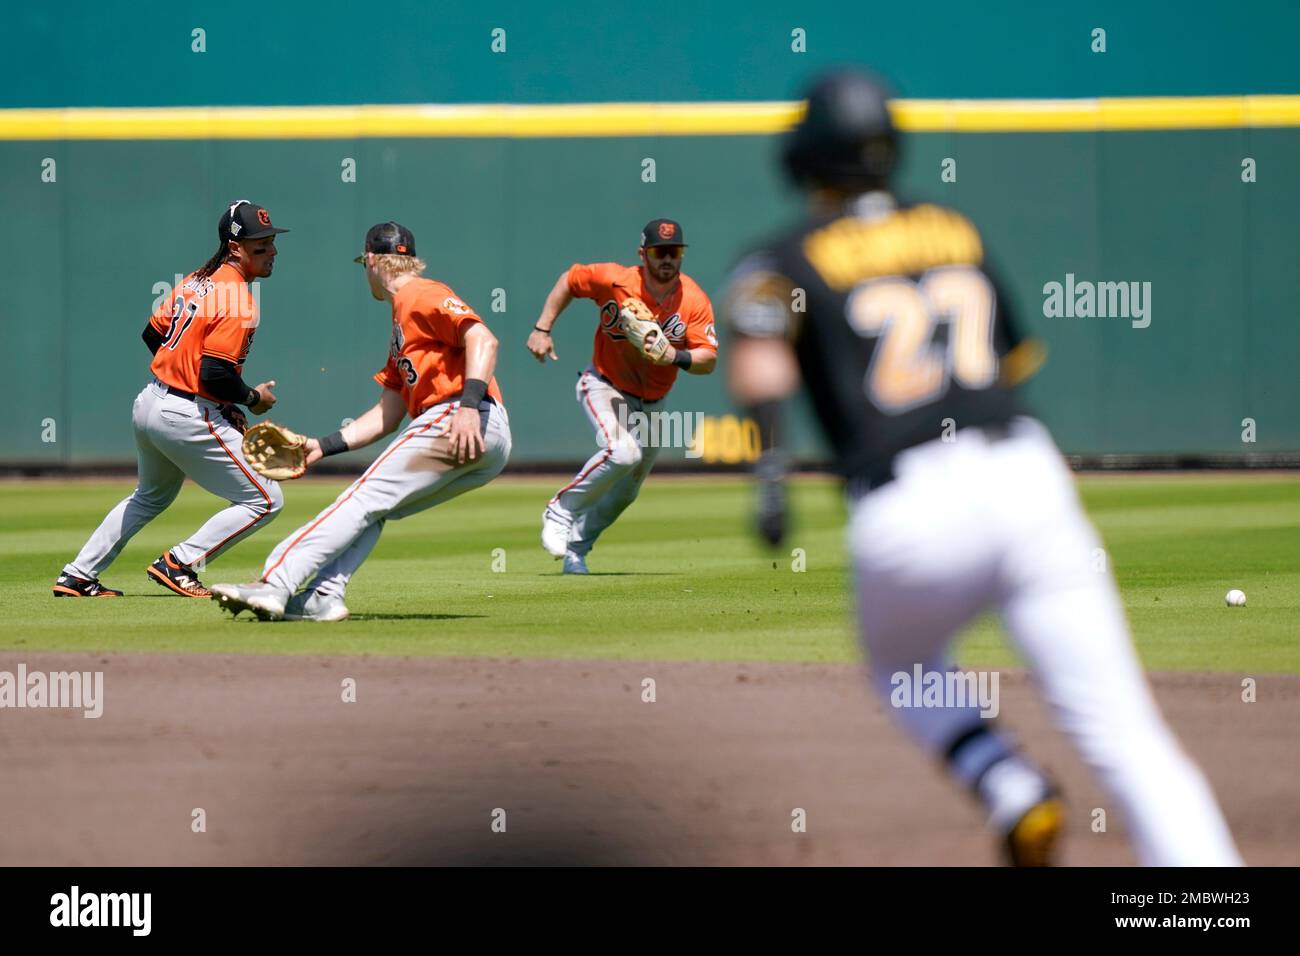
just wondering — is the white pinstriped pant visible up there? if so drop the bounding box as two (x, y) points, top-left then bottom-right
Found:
(64, 379), (283, 578)
(259, 398), (511, 598)
(547, 368), (663, 556)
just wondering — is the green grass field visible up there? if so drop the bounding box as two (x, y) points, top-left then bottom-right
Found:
(3, 475), (1297, 671)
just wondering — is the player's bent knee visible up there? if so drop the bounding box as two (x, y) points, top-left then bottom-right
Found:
(259, 483), (286, 517)
(134, 486), (182, 513)
(608, 436), (643, 469)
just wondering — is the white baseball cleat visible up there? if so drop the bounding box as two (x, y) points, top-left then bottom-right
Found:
(562, 551), (589, 575)
(211, 582), (290, 621)
(541, 506), (572, 559)
(283, 589), (351, 622)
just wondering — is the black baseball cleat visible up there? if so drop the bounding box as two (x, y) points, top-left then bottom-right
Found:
(146, 551), (212, 598)
(52, 572), (123, 598)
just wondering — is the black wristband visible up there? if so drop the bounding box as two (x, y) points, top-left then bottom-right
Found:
(533, 325), (552, 333)
(244, 387), (260, 407)
(672, 348), (693, 370)
(317, 430), (349, 458)
(460, 378), (489, 407)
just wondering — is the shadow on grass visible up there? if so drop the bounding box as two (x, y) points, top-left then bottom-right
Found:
(350, 613), (488, 622)
(538, 572), (675, 577)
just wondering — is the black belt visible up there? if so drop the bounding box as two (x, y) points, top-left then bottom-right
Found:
(163, 384), (199, 402)
(847, 420), (1018, 500)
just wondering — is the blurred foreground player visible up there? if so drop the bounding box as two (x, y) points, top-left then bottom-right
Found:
(726, 69), (1240, 866)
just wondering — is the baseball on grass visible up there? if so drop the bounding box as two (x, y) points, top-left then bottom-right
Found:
(1225, 589), (1246, 607)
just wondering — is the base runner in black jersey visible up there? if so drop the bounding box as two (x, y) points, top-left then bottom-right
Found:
(725, 69), (1239, 866)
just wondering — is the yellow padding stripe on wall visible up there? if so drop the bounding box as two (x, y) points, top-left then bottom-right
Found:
(2, 96), (1298, 140)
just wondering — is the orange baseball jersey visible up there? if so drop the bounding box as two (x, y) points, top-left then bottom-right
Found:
(566, 262), (717, 401)
(148, 262), (259, 401)
(373, 277), (505, 418)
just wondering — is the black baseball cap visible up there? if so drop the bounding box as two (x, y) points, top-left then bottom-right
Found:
(218, 200), (289, 242)
(640, 218), (687, 249)
(354, 222), (417, 263)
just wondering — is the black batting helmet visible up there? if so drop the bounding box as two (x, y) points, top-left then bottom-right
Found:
(782, 68), (899, 193)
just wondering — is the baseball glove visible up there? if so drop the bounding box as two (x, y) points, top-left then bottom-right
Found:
(242, 421), (308, 480)
(618, 297), (670, 362)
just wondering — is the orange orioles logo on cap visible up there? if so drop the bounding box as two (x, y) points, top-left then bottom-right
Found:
(257, 208), (271, 226)
(396, 244), (408, 253)
(658, 222), (676, 240)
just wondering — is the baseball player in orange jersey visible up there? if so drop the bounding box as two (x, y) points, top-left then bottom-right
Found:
(53, 200), (287, 599)
(209, 222), (511, 622)
(527, 219), (717, 573)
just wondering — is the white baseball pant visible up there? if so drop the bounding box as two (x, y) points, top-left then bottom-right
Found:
(259, 398), (511, 598)
(64, 378), (283, 578)
(547, 368), (662, 556)
(849, 417), (1241, 866)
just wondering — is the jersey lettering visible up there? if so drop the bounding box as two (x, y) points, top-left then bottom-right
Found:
(847, 266), (996, 413)
(725, 201), (1026, 486)
(396, 356), (419, 386)
(164, 295), (201, 351)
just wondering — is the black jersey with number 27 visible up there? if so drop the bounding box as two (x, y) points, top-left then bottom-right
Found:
(726, 194), (1040, 490)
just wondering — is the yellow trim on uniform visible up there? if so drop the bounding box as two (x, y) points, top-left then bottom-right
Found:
(1, 95), (1298, 140)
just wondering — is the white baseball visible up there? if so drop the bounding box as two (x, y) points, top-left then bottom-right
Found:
(1225, 589), (1246, 607)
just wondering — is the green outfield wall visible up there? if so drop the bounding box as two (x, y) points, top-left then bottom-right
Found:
(3, 128), (1297, 466)
(2, 2), (1297, 466)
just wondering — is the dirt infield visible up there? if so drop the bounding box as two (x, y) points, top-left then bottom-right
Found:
(1, 652), (1296, 866)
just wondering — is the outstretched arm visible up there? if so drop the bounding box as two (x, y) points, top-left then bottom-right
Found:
(305, 386), (406, 465)
(526, 271), (575, 362)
